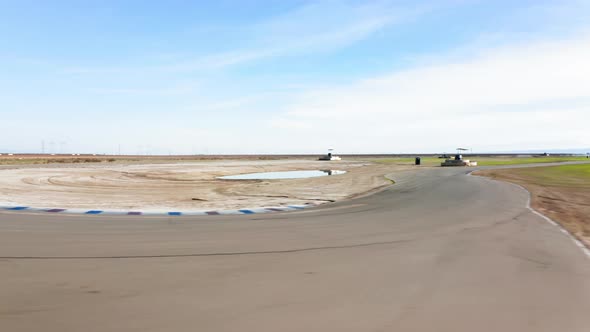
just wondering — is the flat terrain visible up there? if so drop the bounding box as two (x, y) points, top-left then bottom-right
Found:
(0, 154), (585, 214)
(473, 156), (589, 166)
(1, 153), (586, 166)
(0, 159), (400, 211)
(476, 163), (590, 246)
(0, 154), (316, 165)
(1, 165), (590, 332)
(374, 155), (588, 166)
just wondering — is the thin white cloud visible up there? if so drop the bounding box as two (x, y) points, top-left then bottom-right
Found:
(65, 1), (427, 74)
(186, 2), (427, 70)
(88, 81), (200, 95)
(269, 118), (312, 130)
(269, 33), (590, 152)
(195, 95), (266, 111)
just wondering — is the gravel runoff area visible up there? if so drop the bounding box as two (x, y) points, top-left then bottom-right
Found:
(0, 159), (409, 212)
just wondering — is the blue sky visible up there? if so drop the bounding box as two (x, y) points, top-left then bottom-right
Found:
(1, 0), (589, 154)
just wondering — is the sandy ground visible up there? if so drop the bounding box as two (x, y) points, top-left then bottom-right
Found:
(0, 159), (407, 211)
(476, 168), (590, 246)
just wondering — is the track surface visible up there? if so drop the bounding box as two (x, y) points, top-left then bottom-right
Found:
(1, 166), (590, 331)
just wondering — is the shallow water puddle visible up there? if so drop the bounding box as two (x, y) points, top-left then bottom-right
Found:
(219, 170), (346, 180)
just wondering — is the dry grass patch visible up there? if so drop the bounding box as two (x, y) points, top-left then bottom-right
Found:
(476, 164), (590, 247)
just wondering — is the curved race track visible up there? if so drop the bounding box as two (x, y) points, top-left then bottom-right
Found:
(1, 166), (590, 332)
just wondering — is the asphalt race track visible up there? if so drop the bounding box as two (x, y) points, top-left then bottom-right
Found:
(1, 166), (590, 332)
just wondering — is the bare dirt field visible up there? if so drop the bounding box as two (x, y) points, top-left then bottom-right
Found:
(476, 164), (590, 246)
(0, 159), (408, 211)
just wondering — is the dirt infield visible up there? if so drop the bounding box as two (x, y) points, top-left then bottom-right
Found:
(0, 159), (407, 211)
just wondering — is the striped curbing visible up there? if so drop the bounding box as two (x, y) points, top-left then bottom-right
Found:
(0, 203), (319, 216)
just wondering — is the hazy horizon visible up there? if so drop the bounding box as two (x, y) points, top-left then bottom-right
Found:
(1, 147), (588, 156)
(2, 1), (589, 154)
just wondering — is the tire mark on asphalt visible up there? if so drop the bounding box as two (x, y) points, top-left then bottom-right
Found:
(0, 238), (413, 260)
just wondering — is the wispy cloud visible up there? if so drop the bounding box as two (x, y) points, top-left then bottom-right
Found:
(88, 81), (200, 96)
(268, 118), (312, 130)
(66, 1), (427, 74)
(269, 32), (590, 152)
(191, 95), (268, 111)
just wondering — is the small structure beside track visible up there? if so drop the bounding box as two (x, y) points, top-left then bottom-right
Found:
(441, 154), (477, 167)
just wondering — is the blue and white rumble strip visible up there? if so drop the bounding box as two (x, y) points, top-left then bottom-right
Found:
(0, 203), (316, 216)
